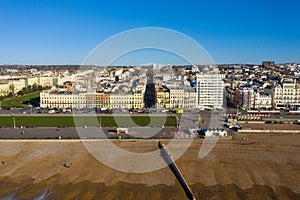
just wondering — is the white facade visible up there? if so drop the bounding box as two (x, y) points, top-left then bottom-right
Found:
(253, 92), (272, 109)
(196, 70), (224, 109)
(10, 79), (25, 93)
(110, 92), (144, 109)
(0, 83), (11, 96)
(274, 79), (300, 109)
(169, 87), (184, 109)
(200, 128), (228, 137)
(168, 87), (197, 109)
(183, 89), (197, 109)
(40, 91), (86, 108)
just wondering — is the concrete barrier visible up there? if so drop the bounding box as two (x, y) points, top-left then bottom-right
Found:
(238, 129), (300, 133)
(238, 121), (265, 124)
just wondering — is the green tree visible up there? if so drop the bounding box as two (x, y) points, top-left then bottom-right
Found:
(8, 92), (14, 98)
(32, 83), (38, 92)
(38, 85), (43, 91)
(27, 85), (32, 93)
(22, 87), (27, 94)
(17, 90), (24, 96)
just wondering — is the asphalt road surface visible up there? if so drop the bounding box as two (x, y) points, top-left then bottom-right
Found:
(0, 127), (180, 139)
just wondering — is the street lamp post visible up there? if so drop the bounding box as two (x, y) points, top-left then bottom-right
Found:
(236, 105), (239, 122)
(29, 105), (33, 114)
(12, 114), (16, 128)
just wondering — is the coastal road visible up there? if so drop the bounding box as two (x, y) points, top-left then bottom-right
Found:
(0, 127), (179, 139)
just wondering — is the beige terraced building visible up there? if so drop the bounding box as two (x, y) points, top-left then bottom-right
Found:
(40, 91), (86, 108)
(41, 90), (144, 109)
(155, 85), (196, 109)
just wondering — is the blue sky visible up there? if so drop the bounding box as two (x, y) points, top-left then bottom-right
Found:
(0, 0), (299, 65)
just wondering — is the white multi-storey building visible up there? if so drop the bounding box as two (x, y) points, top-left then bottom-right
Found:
(196, 69), (224, 109)
(274, 79), (300, 110)
(253, 91), (272, 109)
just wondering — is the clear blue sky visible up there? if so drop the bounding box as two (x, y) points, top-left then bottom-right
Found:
(0, 0), (299, 65)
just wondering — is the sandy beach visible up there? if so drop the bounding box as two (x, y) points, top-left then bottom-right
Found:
(0, 134), (299, 199)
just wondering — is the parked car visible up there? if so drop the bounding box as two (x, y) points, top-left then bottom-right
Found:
(48, 110), (55, 114)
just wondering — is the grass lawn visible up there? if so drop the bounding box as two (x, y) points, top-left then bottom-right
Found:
(1, 92), (40, 107)
(0, 116), (177, 128)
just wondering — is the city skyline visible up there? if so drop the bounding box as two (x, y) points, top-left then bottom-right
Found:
(1, 0), (300, 65)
